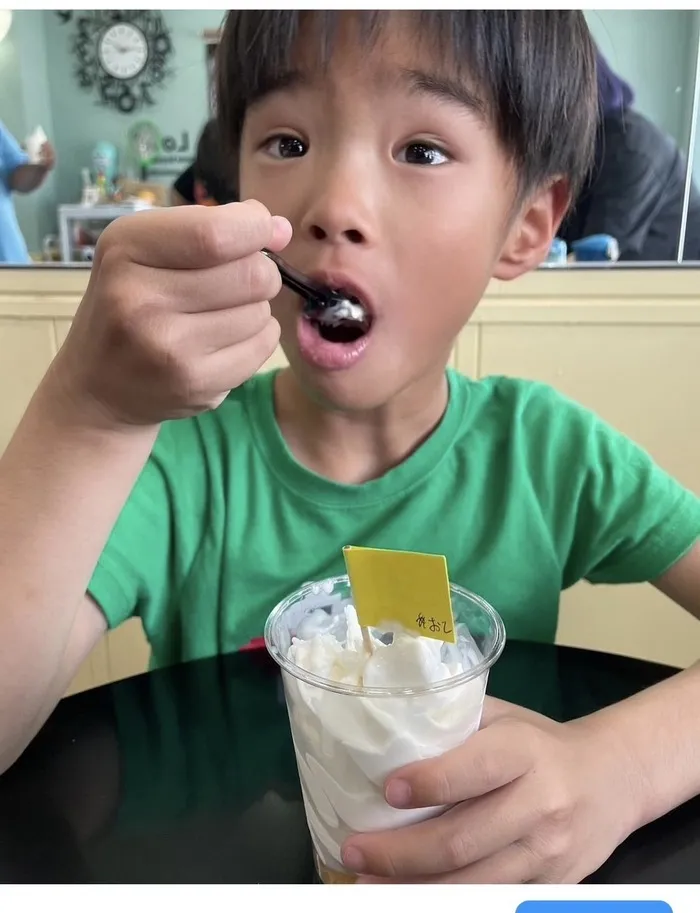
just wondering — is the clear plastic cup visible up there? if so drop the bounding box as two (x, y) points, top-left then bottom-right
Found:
(265, 574), (506, 884)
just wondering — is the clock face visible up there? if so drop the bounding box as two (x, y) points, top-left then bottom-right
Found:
(60, 11), (172, 114)
(98, 23), (148, 80)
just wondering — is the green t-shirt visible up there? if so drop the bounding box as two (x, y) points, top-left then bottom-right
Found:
(88, 369), (700, 669)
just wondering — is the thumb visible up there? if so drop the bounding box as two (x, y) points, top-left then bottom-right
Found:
(240, 199), (292, 252)
(269, 214), (293, 251)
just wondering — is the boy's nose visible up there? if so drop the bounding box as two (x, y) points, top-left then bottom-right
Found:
(306, 222), (366, 245)
(299, 166), (376, 247)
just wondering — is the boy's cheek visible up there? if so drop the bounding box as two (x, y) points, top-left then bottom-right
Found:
(238, 161), (282, 216)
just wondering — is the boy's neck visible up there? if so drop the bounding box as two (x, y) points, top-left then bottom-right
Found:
(273, 367), (450, 485)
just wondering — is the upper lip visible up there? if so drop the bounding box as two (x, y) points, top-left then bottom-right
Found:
(305, 269), (378, 319)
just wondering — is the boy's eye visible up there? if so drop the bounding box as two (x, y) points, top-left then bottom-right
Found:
(263, 135), (307, 159)
(399, 142), (450, 166)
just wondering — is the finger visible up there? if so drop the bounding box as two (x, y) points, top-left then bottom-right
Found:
(438, 838), (539, 884)
(141, 252), (282, 313)
(244, 199), (293, 252)
(345, 778), (537, 878)
(162, 318), (281, 409)
(101, 200), (291, 271)
(357, 840), (539, 885)
(202, 317), (281, 391)
(385, 719), (534, 809)
(179, 301), (273, 353)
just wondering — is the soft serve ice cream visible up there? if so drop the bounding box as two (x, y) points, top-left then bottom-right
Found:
(281, 598), (492, 878)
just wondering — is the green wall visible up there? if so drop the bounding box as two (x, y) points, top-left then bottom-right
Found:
(2, 10), (700, 257)
(0, 18), (25, 138)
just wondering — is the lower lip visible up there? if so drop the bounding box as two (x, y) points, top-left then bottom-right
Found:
(296, 314), (372, 371)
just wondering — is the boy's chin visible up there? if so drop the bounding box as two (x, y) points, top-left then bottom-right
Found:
(287, 358), (402, 414)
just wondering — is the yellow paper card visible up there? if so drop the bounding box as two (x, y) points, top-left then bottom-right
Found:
(343, 546), (456, 643)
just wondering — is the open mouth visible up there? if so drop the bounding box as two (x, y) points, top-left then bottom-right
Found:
(308, 313), (372, 343)
(304, 292), (373, 344)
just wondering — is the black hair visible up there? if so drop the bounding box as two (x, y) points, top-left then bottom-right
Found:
(215, 10), (598, 201)
(193, 118), (238, 205)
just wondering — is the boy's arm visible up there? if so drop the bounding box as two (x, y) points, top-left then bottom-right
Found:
(506, 544), (700, 834)
(473, 540), (700, 836)
(653, 540), (700, 618)
(0, 202), (288, 777)
(599, 541), (700, 830)
(0, 371), (157, 775)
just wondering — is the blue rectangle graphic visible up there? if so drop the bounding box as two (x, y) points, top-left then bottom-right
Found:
(517, 904), (672, 913)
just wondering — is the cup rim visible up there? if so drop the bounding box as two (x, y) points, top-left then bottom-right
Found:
(264, 575), (506, 698)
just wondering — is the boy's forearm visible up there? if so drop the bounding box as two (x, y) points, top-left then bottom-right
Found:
(582, 661), (700, 831)
(0, 370), (158, 758)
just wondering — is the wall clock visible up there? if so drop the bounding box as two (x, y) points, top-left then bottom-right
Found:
(57, 11), (174, 114)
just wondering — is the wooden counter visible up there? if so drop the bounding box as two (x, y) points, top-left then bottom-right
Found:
(1, 265), (699, 690)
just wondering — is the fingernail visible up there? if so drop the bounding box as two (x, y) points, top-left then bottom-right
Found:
(271, 214), (292, 233)
(342, 845), (366, 873)
(386, 778), (411, 808)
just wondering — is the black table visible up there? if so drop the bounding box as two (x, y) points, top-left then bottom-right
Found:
(0, 641), (697, 883)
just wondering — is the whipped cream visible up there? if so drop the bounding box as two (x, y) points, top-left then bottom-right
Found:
(282, 604), (489, 874)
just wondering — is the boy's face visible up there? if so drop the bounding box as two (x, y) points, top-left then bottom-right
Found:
(239, 16), (566, 411)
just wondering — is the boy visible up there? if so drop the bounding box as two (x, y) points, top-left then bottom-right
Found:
(1, 10), (699, 884)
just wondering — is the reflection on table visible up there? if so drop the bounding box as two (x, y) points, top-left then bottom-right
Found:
(0, 641), (698, 883)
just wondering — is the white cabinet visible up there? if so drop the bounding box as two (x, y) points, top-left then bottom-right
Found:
(58, 201), (153, 263)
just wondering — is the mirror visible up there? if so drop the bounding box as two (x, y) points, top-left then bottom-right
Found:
(0, 10), (699, 266)
(0, 9), (225, 266)
(559, 10), (700, 265)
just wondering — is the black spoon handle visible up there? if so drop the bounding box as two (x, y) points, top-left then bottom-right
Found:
(262, 250), (325, 305)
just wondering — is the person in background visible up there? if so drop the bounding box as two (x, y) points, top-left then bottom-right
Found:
(561, 48), (700, 262)
(0, 119), (56, 264)
(170, 119), (238, 207)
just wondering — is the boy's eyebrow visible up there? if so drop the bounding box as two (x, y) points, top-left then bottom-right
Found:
(400, 68), (485, 119)
(250, 69), (306, 105)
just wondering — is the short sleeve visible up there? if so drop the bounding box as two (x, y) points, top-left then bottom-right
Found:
(87, 419), (209, 634)
(0, 120), (29, 179)
(555, 400), (700, 587)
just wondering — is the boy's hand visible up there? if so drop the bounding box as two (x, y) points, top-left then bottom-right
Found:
(54, 200), (291, 428)
(342, 698), (640, 884)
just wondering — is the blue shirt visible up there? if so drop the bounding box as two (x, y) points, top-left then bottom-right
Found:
(0, 120), (30, 264)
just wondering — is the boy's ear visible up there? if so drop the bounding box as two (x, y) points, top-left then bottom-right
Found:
(493, 178), (571, 281)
